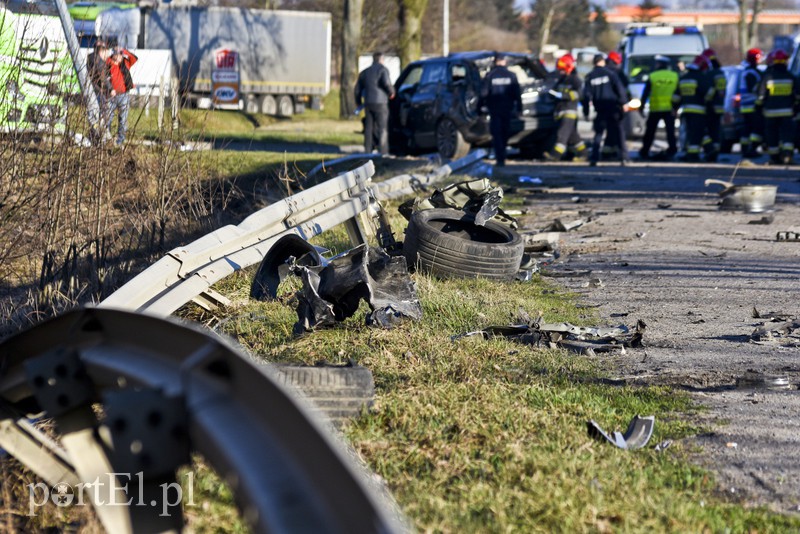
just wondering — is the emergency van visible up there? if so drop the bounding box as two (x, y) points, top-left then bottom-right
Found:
(618, 23), (709, 137)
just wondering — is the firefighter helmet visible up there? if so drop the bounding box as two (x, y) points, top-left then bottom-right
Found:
(607, 51), (622, 65)
(772, 48), (789, 65)
(702, 48), (717, 60)
(556, 54), (575, 74)
(746, 48), (763, 64)
(692, 54), (710, 71)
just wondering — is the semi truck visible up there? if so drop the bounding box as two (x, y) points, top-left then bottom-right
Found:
(143, 7), (331, 116)
(0, 0), (79, 133)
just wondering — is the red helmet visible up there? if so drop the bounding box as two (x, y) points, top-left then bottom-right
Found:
(772, 48), (789, 65)
(702, 48), (717, 60)
(556, 54), (575, 74)
(692, 54), (710, 71)
(746, 48), (763, 64)
(766, 50), (775, 66)
(607, 51), (622, 65)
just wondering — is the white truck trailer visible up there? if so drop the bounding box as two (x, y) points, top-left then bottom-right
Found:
(143, 7), (331, 116)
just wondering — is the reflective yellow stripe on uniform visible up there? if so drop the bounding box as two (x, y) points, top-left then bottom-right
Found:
(767, 79), (793, 96)
(763, 108), (794, 118)
(679, 79), (697, 96)
(682, 104), (706, 114)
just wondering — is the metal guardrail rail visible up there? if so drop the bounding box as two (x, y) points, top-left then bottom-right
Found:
(100, 150), (486, 316)
(0, 309), (406, 533)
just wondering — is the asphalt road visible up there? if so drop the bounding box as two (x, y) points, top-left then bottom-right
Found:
(499, 157), (800, 513)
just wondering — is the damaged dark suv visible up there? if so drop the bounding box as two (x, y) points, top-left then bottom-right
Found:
(388, 51), (556, 159)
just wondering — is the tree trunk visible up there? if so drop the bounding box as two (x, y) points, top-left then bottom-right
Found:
(340, 0), (364, 118)
(538, 2), (556, 56)
(748, 0), (764, 49)
(398, 0), (429, 68)
(737, 0), (748, 55)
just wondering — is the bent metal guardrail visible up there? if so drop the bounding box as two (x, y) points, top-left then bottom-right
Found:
(100, 150), (486, 316)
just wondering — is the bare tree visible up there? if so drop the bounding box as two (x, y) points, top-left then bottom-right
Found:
(340, 0), (364, 117)
(398, 0), (429, 67)
(737, 0), (765, 54)
(537, 0), (557, 54)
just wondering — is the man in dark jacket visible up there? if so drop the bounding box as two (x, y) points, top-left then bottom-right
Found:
(702, 48), (726, 162)
(355, 52), (395, 154)
(480, 52), (521, 167)
(582, 54), (629, 166)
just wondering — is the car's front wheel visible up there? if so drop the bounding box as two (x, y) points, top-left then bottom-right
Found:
(436, 118), (470, 160)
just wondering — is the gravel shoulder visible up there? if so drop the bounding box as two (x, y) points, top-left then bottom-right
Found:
(506, 160), (800, 513)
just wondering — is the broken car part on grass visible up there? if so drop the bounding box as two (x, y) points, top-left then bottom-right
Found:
(453, 310), (646, 355)
(399, 177), (519, 229)
(0, 309), (406, 534)
(291, 244), (422, 333)
(587, 415), (656, 450)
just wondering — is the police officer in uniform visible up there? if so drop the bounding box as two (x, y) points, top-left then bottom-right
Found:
(480, 53), (522, 167)
(544, 54), (587, 161)
(582, 53), (629, 166)
(739, 48), (764, 157)
(639, 55), (679, 160)
(756, 48), (800, 164)
(702, 48), (726, 162)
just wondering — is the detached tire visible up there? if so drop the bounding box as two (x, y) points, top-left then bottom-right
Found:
(404, 208), (524, 280)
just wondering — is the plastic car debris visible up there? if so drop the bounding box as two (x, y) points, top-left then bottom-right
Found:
(452, 310), (646, 353)
(587, 415), (655, 450)
(398, 178), (519, 229)
(777, 231), (800, 242)
(291, 244), (422, 333)
(250, 234), (326, 301)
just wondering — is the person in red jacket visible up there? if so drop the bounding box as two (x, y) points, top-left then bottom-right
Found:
(106, 47), (138, 145)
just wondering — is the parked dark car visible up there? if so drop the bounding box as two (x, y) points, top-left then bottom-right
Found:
(388, 51), (556, 159)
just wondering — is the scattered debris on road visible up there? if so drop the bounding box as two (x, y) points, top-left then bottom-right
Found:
(587, 415), (655, 450)
(291, 244), (422, 333)
(776, 231), (800, 242)
(735, 370), (792, 391)
(704, 179), (777, 213)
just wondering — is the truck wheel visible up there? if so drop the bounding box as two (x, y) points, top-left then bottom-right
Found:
(261, 95), (277, 116)
(404, 208), (524, 280)
(245, 95), (259, 114)
(436, 118), (470, 159)
(278, 95), (294, 117)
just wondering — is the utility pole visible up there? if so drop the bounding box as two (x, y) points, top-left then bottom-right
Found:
(443, 0), (449, 56)
(53, 0), (101, 132)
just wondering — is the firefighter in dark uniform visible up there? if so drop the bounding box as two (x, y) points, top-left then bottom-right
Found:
(582, 53), (629, 166)
(676, 55), (714, 162)
(602, 51), (630, 160)
(480, 53), (522, 167)
(739, 48), (764, 157)
(544, 54), (587, 161)
(639, 55), (679, 160)
(756, 48), (800, 165)
(702, 48), (726, 162)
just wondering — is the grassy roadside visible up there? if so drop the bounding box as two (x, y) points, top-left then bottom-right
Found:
(193, 204), (800, 533)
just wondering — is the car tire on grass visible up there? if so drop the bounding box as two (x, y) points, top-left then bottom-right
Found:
(404, 208), (524, 280)
(436, 118), (470, 160)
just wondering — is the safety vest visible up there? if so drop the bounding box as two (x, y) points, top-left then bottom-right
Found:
(648, 69), (679, 112)
(738, 63), (761, 113)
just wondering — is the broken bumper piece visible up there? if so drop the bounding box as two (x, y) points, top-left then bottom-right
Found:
(587, 415), (655, 450)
